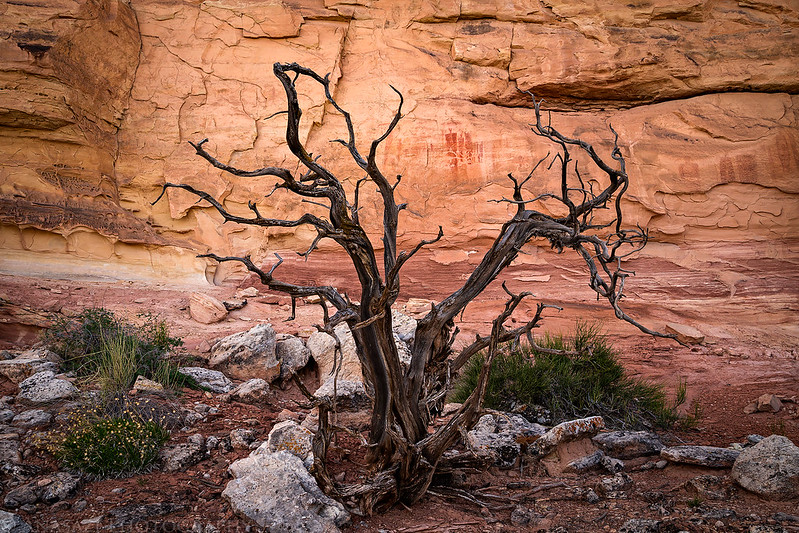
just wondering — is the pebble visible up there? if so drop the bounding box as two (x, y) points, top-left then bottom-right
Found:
(50, 501), (70, 512)
(72, 500), (87, 512)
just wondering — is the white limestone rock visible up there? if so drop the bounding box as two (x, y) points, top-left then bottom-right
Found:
(17, 371), (77, 404)
(208, 324), (279, 382)
(224, 450), (349, 532)
(731, 435), (799, 500)
(178, 367), (234, 393)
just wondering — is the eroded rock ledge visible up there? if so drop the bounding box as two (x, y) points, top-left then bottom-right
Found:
(0, 0), (796, 286)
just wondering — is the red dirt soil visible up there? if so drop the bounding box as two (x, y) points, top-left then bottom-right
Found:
(0, 247), (797, 531)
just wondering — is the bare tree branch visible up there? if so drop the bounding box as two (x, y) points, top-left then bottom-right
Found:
(198, 252), (349, 312)
(160, 62), (680, 512)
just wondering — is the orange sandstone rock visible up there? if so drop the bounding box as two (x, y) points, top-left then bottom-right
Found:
(189, 293), (228, 324)
(0, 1), (796, 339)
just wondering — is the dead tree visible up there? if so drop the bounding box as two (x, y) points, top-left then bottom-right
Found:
(154, 62), (676, 513)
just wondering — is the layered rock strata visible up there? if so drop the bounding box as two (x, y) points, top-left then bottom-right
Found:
(0, 0), (796, 294)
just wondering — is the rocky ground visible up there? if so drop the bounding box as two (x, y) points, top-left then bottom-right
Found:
(0, 263), (798, 532)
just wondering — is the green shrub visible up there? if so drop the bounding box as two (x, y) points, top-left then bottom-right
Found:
(451, 322), (682, 429)
(37, 396), (172, 478)
(43, 308), (196, 391)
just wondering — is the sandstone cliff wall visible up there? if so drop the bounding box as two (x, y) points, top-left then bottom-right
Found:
(1, 0), (797, 284)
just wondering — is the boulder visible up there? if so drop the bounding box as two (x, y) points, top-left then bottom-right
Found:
(466, 413), (547, 468)
(11, 409), (52, 428)
(313, 378), (370, 409)
(229, 428), (258, 449)
(391, 311), (417, 344)
(3, 484), (38, 509)
(532, 416), (605, 455)
(564, 450), (606, 473)
(208, 324), (280, 382)
(665, 323), (704, 344)
(441, 403), (461, 417)
(178, 367), (234, 393)
(592, 431), (664, 459)
(0, 358), (58, 384)
(306, 324), (362, 384)
(3, 472), (79, 508)
(743, 402), (758, 415)
(19, 347), (61, 364)
(275, 335), (311, 381)
(224, 450), (349, 532)
(404, 298), (435, 317)
(731, 435), (799, 500)
(189, 293), (228, 324)
(39, 472), (81, 504)
(660, 445), (740, 468)
(394, 331), (412, 367)
(0, 438), (22, 464)
(598, 472), (634, 498)
(17, 371), (77, 404)
(0, 510), (31, 533)
(584, 488), (600, 504)
(0, 409), (14, 424)
(159, 434), (206, 472)
(263, 420), (313, 462)
(307, 314), (416, 386)
(601, 455), (625, 474)
(222, 298), (247, 311)
(236, 287), (259, 298)
(224, 378), (269, 404)
(756, 393), (783, 413)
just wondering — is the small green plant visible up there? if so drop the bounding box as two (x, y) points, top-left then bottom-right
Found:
(676, 400), (703, 430)
(451, 322), (682, 429)
(687, 496), (704, 509)
(768, 419), (786, 436)
(43, 308), (196, 391)
(37, 397), (171, 478)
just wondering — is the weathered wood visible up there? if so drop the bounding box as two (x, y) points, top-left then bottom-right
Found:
(153, 61), (675, 512)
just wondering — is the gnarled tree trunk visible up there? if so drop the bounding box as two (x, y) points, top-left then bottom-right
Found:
(154, 62), (676, 513)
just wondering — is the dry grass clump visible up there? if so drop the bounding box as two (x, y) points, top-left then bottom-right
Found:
(37, 308), (190, 477)
(43, 308), (195, 392)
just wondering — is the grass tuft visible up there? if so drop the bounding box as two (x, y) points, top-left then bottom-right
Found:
(451, 322), (685, 429)
(43, 308), (197, 392)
